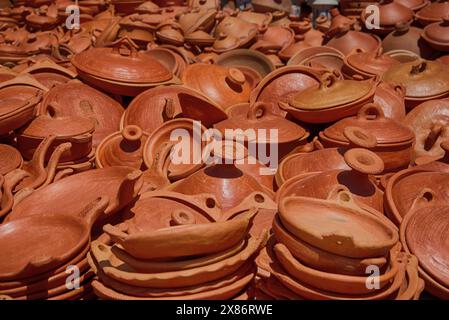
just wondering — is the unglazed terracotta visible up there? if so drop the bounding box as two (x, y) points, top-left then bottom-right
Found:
(287, 46), (345, 75)
(181, 63), (252, 110)
(373, 82), (406, 121)
(0, 197), (107, 280)
(325, 26), (381, 56)
(278, 188), (398, 258)
(422, 17), (449, 51)
(382, 60), (449, 109)
(276, 148), (385, 212)
(250, 26), (295, 54)
(212, 16), (258, 53)
(415, 1), (449, 26)
(0, 144), (23, 175)
(281, 73), (377, 123)
(396, 0), (429, 12)
(342, 47), (400, 79)
(319, 103), (415, 172)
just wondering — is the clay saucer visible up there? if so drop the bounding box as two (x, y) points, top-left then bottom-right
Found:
(90, 233), (266, 288)
(95, 125), (148, 170)
(0, 197), (108, 281)
(0, 144), (23, 175)
(278, 188), (398, 258)
(103, 210), (256, 260)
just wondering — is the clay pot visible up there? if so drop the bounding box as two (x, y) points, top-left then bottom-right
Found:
(0, 197), (107, 280)
(0, 144), (23, 176)
(95, 125), (148, 170)
(189, 0), (220, 10)
(400, 204), (449, 299)
(145, 47), (180, 76)
(214, 102), (309, 162)
(319, 103), (415, 172)
(325, 26), (381, 56)
(71, 37), (176, 96)
(278, 188), (398, 258)
(122, 85), (226, 132)
(250, 65), (325, 116)
(422, 17), (449, 51)
(236, 11), (272, 32)
(38, 81), (124, 148)
(118, 15), (156, 48)
(212, 16), (258, 53)
(287, 46), (345, 75)
(6, 167), (143, 223)
(396, 0), (429, 12)
(156, 22), (184, 46)
(111, 0), (145, 15)
(181, 63), (252, 110)
(416, 0), (449, 26)
(276, 148), (385, 212)
(382, 23), (436, 60)
(342, 48), (400, 80)
(178, 9), (216, 35)
(17, 115), (94, 163)
(360, 0), (414, 35)
(251, 26), (295, 54)
(403, 99), (449, 160)
(0, 76), (45, 136)
(384, 49), (420, 63)
(382, 60), (449, 109)
(326, 8), (356, 38)
(143, 118), (207, 181)
(184, 30), (215, 47)
(281, 73), (377, 124)
(373, 82), (406, 121)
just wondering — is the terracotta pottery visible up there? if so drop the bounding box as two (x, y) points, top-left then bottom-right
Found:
(281, 73), (377, 124)
(278, 189), (398, 258)
(156, 22), (184, 46)
(319, 103), (415, 172)
(325, 26), (381, 56)
(276, 148), (385, 212)
(0, 197), (107, 280)
(111, 0), (145, 15)
(360, 0), (414, 35)
(236, 11), (272, 32)
(0, 144), (23, 175)
(403, 99), (449, 160)
(38, 81), (124, 148)
(289, 21), (324, 47)
(214, 102), (309, 161)
(272, 216), (388, 276)
(422, 17), (449, 51)
(17, 115), (94, 162)
(0, 75), (46, 136)
(287, 46), (345, 75)
(188, 0), (219, 10)
(104, 210), (255, 259)
(144, 47), (179, 76)
(384, 49), (420, 63)
(250, 65), (324, 116)
(71, 37), (176, 96)
(373, 82), (406, 121)
(181, 63), (252, 110)
(6, 166), (143, 223)
(382, 23), (436, 60)
(437, 54), (449, 65)
(17, 58), (77, 88)
(382, 60), (449, 109)
(178, 9), (216, 35)
(251, 26), (295, 53)
(122, 85), (227, 133)
(95, 125), (148, 170)
(415, 0), (449, 26)
(0, 171), (28, 219)
(212, 16), (258, 53)
(342, 48), (400, 80)
(395, 0), (429, 12)
(25, 5), (62, 31)
(326, 8), (356, 38)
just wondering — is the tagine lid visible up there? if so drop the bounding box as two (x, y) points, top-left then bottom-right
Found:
(21, 115), (95, 138)
(366, 0), (414, 27)
(345, 48), (400, 76)
(71, 37), (172, 84)
(416, 1), (449, 21)
(0, 144), (23, 175)
(423, 17), (449, 44)
(322, 103), (415, 145)
(382, 60), (449, 98)
(289, 73), (374, 110)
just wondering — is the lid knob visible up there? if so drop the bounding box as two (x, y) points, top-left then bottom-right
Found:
(344, 126), (378, 148)
(171, 210), (196, 226)
(227, 68), (246, 86)
(122, 125), (143, 142)
(344, 148), (384, 175)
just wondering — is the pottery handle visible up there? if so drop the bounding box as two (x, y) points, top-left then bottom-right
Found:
(409, 60), (427, 75)
(319, 72), (338, 89)
(247, 102), (269, 120)
(221, 191), (276, 221)
(357, 103), (385, 121)
(424, 122), (445, 151)
(78, 196), (110, 228)
(121, 125), (143, 142)
(142, 142), (173, 191)
(111, 37), (139, 58)
(326, 185), (358, 208)
(343, 126), (377, 149)
(102, 224), (129, 245)
(409, 188), (436, 213)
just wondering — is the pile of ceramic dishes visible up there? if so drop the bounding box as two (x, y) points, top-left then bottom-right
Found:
(88, 190), (268, 300)
(255, 186), (424, 300)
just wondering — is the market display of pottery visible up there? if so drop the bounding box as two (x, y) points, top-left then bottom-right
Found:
(1, 0), (449, 301)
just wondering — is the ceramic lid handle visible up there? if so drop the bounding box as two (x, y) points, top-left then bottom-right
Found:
(343, 126), (378, 148)
(424, 122), (444, 151)
(440, 140), (449, 163)
(121, 125), (143, 142)
(410, 60), (427, 75)
(357, 103), (385, 121)
(247, 101), (268, 120)
(111, 37), (139, 58)
(226, 68), (246, 87)
(78, 196), (110, 228)
(343, 148), (385, 175)
(326, 184), (358, 208)
(171, 209), (196, 226)
(319, 72), (338, 89)
(409, 188), (436, 212)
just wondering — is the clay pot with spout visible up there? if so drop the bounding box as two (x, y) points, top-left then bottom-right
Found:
(319, 103), (415, 173)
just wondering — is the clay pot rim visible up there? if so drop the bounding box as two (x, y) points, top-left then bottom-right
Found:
(19, 115), (95, 139)
(214, 48), (275, 78)
(344, 49), (400, 78)
(286, 45), (344, 67)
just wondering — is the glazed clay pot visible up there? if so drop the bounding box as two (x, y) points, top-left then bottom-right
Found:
(287, 46), (345, 75)
(181, 63), (252, 110)
(382, 60), (449, 109)
(403, 99), (449, 160)
(342, 48), (400, 80)
(360, 0), (414, 35)
(38, 81), (124, 147)
(276, 148), (385, 212)
(281, 73), (377, 124)
(214, 102), (309, 162)
(415, 1), (449, 26)
(382, 23), (436, 60)
(319, 103), (415, 173)
(325, 26), (381, 56)
(71, 37), (177, 96)
(17, 115), (95, 163)
(422, 17), (449, 51)
(212, 16), (258, 53)
(278, 188), (398, 258)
